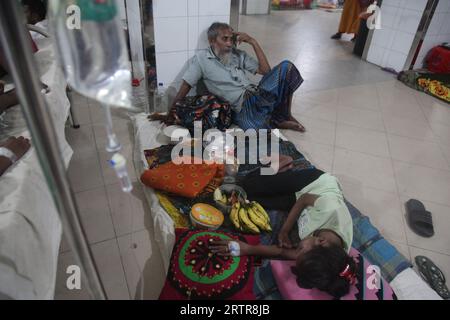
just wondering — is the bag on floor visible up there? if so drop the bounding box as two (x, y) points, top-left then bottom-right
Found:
(168, 95), (232, 134)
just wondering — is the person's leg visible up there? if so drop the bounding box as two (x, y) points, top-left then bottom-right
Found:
(258, 61), (305, 132)
(240, 168), (324, 197)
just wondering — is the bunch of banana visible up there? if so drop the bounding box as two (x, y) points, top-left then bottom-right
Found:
(229, 200), (272, 233)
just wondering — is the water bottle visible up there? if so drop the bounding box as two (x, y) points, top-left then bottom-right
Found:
(109, 153), (133, 192)
(154, 82), (168, 113)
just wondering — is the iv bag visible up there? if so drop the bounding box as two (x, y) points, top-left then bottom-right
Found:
(48, 0), (131, 108)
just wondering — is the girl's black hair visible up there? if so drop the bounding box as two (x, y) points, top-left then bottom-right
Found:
(291, 244), (357, 299)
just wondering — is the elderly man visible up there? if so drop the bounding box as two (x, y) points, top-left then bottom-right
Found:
(169, 22), (305, 132)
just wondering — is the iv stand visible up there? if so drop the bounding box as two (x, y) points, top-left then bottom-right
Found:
(0, 0), (107, 299)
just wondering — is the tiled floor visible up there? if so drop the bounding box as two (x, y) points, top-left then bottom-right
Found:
(56, 9), (450, 299)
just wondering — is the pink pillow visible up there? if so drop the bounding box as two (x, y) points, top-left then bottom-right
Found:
(270, 248), (396, 300)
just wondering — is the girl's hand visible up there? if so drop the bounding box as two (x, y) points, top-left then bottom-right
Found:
(278, 229), (293, 249)
(209, 239), (249, 256)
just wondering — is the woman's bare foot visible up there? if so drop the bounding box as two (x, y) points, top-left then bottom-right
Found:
(276, 120), (305, 132)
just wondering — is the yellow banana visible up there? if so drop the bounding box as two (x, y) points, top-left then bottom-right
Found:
(251, 201), (270, 223)
(229, 202), (241, 230)
(238, 207), (260, 234)
(247, 206), (269, 231)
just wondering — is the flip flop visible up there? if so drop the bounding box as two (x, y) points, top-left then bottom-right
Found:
(405, 199), (434, 238)
(415, 256), (450, 299)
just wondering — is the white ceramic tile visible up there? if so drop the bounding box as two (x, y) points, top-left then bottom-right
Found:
(333, 148), (397, 192)
(106, 182), (151, 237)
(154, 17), (188, 53)
(391, 31), (416, 55)
(199, 0), (231, 16)
(292, 140), (334, 172)
(117, 231), (167, 299)
(153, 0), (187, 18)
(282, 116), (336, 146)
(337, 105), (385, 132)
(378, 87), (427, 122)
(383, 115), (437, 142)
(338, 84), (380, 111)
(336, 124), (390, 158)
(384, 50), (407, 72)
(295, 88), (339, 105)
(382, 0), (404, 8)
(74, 187), (116, 244)
(67, 152), (104, 193)
(292, 102), (337, 123)
(361, 187), (408, 244)
(66, 125), (97, 156)
(367, 44), (387, 66)
(55, 239), (130, 300)
(188, 16), (199, 51)
(429, 122), (450, 148)
(403, 0), (428, 13)
(437, 33), (450, 44)
(436, 0), (450, 13)
(428, 13), (447, 36)
(380, 5), (400, 29)
(371, 28), (395, 49)
(155, 51), (189, 87)
(246, 0), (270, 14)
(197, 15), (230, 49)
(418, 93), (450, 127)
(395, 8), (423, 35)
(400, 196), (450, 256)
(442, 14), (450, 34)
(188, 0), (199, 16)
(393, 160), (450, 206)
(388, 134), (449, 170)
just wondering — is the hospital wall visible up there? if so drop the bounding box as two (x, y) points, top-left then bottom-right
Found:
(413, 0), (450, 69)
(366, 0), (429, 72)
(152, 0), (231, 89)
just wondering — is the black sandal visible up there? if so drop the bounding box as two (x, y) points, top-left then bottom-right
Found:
(415, 256), (450, 299)
(405, 199), (434, 238)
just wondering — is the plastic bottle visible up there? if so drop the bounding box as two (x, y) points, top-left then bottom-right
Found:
(154, 82), (168, 113)
(109, 153), (133, 193)
(48, 0), (131, 108)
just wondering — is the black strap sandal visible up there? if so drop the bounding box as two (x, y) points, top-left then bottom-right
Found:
(415, 256), (450, 299)
(405, 199), (434, 238)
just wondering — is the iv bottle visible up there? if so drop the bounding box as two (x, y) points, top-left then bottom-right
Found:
(48, 0), (131, 108)
(154, 82), (168, 113)
(109, 153), (133, 193)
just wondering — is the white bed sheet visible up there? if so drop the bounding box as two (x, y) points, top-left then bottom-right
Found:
(0, 37), (73, 299)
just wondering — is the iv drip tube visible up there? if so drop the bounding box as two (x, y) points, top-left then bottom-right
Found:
(0, 0), (107, 299)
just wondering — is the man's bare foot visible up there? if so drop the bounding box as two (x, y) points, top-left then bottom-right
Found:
(276, 120), (305, 132)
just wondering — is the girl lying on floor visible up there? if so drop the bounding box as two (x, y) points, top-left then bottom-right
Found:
(210, 166), (356, 299)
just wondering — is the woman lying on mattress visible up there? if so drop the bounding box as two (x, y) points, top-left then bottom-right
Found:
(210, 166), (356, 299)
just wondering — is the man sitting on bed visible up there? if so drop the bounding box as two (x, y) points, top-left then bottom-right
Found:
(154, 22), (306, 132)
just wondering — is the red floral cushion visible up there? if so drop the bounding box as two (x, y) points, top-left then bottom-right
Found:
(159, 229), (259, 300)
